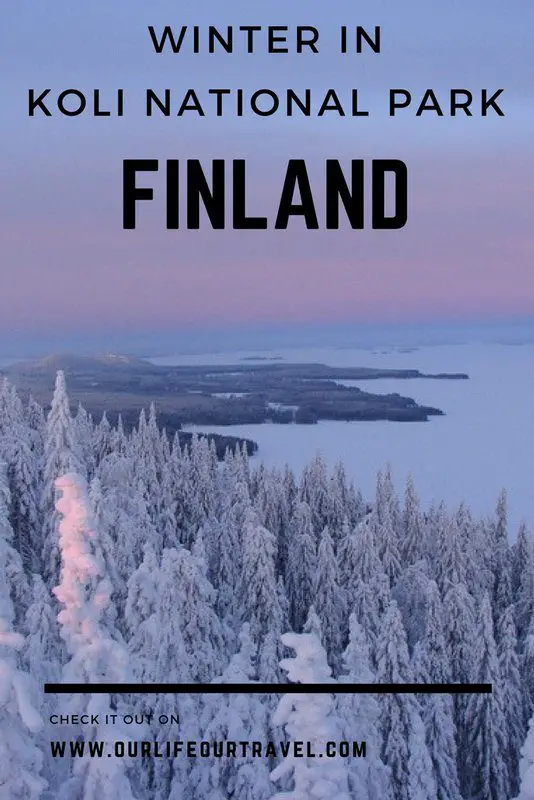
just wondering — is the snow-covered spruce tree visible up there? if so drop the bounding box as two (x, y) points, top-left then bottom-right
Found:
(93, 412), (112, 465)
(514, 523), (534, 644)
(24, 574), (60, 687)
(107, 413), (127, 457)
(393, 561), (431, 654)
(52, 472), (136, 800)
(412, 582), (462, 800)
(313, 526), (344, 673)
(523, 615), (534, 738)
(0, 620), (46, 799)
(96, 447), (159, 592)
(516, 713), (534, 800)
(210, 479), (251, 621)
(464, 592), (509, 800)
(491, 489), (513, 623)
(126, 544), (192, 800)
(346, 513), (390, 662)
(130, 407), (160, 513)
(270, 631), (350, 800)
(282, 463), (297, 515)
(461, 509), (496, 605)
(441, 564), (476, 681)
(88, 476), (122, 624)
(42, 371), (83, 587)
(132, 405), (180, 551)
(285, 502), (316, 632)
(124, 541), (160, 675)
(0, 461), (28, 628)
(303, 604), (323, 643)
(254, 466), (285, 549)
(339, 614), (392, 799)
(436, 505), (476, 781)
(23, 573), (62, 790)
(74, 403), (96, 482)
(0, 461), (46, 798)
(25, 395), (46, 459)
(128, 543), (224, 798)
(240, 508), (284, 682)
(298, 454), (330, 535)
(173, 433), (217, 543)
(326, 462), (351, 539)
(402, 474), (424, 567)
(434, 505), (465, 594)
(337, 520), (362, 615)
(376, 501), (402, 588)
(125, 547), (172, 794)
(222, 440), (250, 492)
(192, 623), (272, 800)
(277, 574), (291, 635)
(156, 440), (179, 552)
(513, 522), (531, 594)
(11, 441), (41, 573)
(209, 505), (243, 627)
(375, 600), (437, 800)
(498, 604), (525, 796)
(0, 377), (24, 445)
(160, 546), (224, 684)
(0, 381), (42, 572)
(375, 465), (401, 529)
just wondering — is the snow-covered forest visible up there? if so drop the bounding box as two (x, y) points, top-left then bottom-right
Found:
(0, 369), (533, 799)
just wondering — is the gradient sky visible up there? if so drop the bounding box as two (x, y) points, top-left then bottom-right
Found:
(1, 0), (533, 339)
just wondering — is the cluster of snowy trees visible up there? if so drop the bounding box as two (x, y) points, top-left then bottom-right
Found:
(0, 369), (533, 799)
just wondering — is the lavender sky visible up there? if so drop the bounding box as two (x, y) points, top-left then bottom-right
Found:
(1, 0), (532, 342)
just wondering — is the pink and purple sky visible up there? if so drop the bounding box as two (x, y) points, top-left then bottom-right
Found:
(1, 0), (532, 345)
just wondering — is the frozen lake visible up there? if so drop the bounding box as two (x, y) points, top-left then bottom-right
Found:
(153, 343), (534, 535)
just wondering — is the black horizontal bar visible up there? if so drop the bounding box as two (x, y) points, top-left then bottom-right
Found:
(44, 682), (492, 695)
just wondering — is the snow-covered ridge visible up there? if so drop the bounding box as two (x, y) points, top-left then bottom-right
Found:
(6, 353), (152, 374)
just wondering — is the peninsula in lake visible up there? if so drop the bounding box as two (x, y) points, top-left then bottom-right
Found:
(2, 354), (468, 454)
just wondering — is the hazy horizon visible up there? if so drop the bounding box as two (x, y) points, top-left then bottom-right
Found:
(1, 314), (533, 361)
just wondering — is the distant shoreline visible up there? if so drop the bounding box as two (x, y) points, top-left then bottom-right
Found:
(1, 354), (468, 432)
